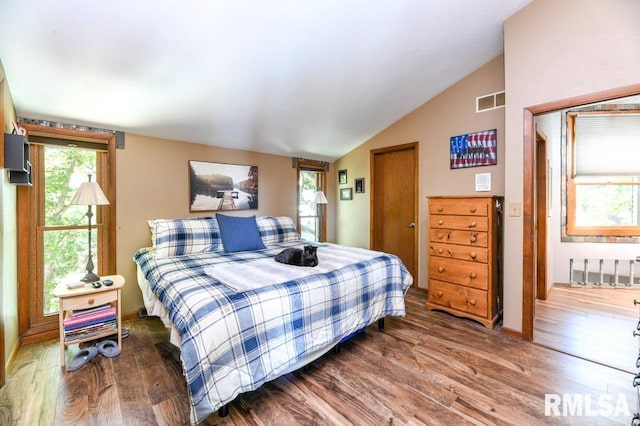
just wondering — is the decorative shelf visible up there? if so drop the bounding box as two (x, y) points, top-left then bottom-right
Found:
(3, 133), (32, 186)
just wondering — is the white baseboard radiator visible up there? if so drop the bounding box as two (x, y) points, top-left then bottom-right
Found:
(570, 258), (640, 287)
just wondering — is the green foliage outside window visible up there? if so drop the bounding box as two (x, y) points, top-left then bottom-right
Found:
(299, 171), (320, 241)
(43, 146), (97, 314)
(575, 184), (638, 227)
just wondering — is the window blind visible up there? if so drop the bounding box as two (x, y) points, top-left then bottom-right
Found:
(574, 113), (640, 176)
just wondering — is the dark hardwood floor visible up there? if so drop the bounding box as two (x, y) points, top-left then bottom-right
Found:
(0, 289), (636, 425)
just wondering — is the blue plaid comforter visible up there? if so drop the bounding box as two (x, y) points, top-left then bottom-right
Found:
(134, 241), (413, 424)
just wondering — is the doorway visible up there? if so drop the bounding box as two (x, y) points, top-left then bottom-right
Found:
(523, 85), (640, 371)
(370, 142), (418, 281)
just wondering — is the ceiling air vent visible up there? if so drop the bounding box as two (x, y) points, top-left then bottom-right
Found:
(476, 91), (505, 112)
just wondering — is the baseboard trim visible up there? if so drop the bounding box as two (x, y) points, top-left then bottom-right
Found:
(501, 327), (523, 340)
(122, 311), (140, 321)
(6, 339), (20, 371)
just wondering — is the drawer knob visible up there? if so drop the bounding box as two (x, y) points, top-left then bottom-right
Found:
(437, 232), (444, 239)
(438, 219), (444, 225)
(469, 299), (477, 306)
(469, 221), (477, 228)
(470, 251), (477, 259)
(469, 272), (477, 279)
(88, 298), (95, 305)
(438, 266), (445, 273)
(437, 248), (443, 254)
(469, 207), (476, 213)
(437, 290), (443, 297)
(437, 207), (443, 212)
(470, 234), (477, 242)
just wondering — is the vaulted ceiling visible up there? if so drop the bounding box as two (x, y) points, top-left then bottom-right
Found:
(0, 0), (532, 161)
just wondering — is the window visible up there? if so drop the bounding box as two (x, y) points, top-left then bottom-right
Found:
(42, 146), (100, 314)
(567, 110), (640, 236)
(17, 123), (116, 342)
(296, 160), (327, 242)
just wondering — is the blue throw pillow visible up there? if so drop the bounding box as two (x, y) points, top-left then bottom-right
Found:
(216, 214), (266, 253)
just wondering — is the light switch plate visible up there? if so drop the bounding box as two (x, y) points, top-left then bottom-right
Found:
(509, 203), (521, 217)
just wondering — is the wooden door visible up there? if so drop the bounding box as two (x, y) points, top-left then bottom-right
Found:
(535, 131), (548, 300)
(371, 142), (418, 282)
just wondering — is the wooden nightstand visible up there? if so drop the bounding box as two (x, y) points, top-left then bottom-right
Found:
(53, 275), (125, 369)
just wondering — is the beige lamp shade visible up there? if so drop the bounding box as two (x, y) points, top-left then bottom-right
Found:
(70, 179), (110, 206)
(313, 190), (328, 204)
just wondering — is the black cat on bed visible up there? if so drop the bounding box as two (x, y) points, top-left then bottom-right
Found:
(274, 245), (318, 267)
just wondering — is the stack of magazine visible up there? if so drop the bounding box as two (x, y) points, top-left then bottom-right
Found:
(63, 304), (117, 342)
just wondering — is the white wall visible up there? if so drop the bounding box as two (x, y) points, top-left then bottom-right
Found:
(1, 172), (18, 367)
(1, 62), (19, 370)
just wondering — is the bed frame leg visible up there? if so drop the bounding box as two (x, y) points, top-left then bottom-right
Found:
(218, 405), (229, 417)
(378, 318), (385, 330)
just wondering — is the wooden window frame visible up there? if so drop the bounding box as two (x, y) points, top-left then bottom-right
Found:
(566, 110), (640, 237)
(296, 160), (327, 243)
(17, 124), (116, 344)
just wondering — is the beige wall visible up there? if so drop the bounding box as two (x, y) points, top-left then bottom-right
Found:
(1, 60), (19, 369)
(116, 134), (335, 314)
(334, 55), (505, 289)
(502, 0), (640, 331)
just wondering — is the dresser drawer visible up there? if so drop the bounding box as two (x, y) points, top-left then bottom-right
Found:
(429, 257), (488, 290)
(428, 279), (488, 318)
(429, 198), (489, 216)
(429, 242), (488, 263)
(59, 289), (118, 311)
(430, 214), (488, 231)
(429, 229), (488, 247)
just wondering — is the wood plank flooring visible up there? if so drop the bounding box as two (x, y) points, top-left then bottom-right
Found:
(534, 284), (640, 373)
(0, 288), (636, 425)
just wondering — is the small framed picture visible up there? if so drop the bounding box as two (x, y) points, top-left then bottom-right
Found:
(340, 187), (353, 200)
(338, 169), (347, 184)
(354, 178), (365, 193)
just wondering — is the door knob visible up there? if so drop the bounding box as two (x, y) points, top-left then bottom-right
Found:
(408, 222), (416, 228)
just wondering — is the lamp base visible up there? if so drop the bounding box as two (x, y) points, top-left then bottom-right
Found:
(81, 271), (101, 283)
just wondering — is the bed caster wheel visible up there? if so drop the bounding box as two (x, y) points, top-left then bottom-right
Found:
(218, 405), (229, 417)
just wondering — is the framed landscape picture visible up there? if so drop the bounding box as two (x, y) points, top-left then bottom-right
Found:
(189, 160), (258, 211)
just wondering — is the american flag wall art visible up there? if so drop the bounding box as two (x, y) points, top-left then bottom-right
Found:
(449, 129), (497, 169)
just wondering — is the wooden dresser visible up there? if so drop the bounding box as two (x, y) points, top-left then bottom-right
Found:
(426, 196), (503, 328)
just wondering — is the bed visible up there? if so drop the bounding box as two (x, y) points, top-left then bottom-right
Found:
(133, 215), (413, 424)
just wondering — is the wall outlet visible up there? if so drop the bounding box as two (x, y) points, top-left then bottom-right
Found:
(509, 203), (521, 217)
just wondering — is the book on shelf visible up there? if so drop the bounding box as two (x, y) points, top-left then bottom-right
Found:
(62, 302), (118, 343)
(69, 303), (112, 317)
(64, 319), (117, 342)
(63, 305), (116, 328)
